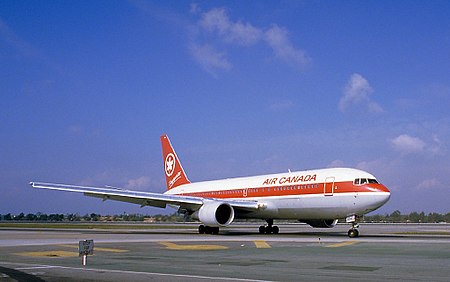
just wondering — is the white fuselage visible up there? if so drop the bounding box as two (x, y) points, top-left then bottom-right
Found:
(165, 167), (391, 220)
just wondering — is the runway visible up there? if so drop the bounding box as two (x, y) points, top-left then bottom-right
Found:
(1, 223), (449, 281)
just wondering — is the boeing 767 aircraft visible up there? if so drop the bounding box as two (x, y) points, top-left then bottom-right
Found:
(31, 134), (390, 237)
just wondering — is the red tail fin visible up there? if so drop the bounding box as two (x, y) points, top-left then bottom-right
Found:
(160, 134), (190, 190)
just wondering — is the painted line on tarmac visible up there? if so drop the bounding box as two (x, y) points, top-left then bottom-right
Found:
(325, 241), (359, 248)
(16, 266), (59, 270)
(254, 240), (271, 248)
(159, 241), (228, 250)
(1, 262), (268, 282)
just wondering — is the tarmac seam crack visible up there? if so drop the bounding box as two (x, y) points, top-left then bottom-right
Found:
(1, 262), (270, 282)
(0, 266), (46, 282)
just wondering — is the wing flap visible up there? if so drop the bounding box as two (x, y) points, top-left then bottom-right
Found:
(85, 193), (168, 208)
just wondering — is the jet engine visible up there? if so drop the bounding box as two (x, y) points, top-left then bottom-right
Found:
(302, 219), (338, 228)
(197, 201), (235, 227)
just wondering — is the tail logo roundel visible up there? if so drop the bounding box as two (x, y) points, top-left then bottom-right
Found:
(165, 153), (175, 177)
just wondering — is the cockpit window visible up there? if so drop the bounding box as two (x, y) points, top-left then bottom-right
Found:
(354, 178), (379, 185)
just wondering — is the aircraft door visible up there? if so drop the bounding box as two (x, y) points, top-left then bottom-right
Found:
(324, 177), (335, 196)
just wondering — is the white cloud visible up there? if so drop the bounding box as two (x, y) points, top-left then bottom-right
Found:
(190, 6), (309, 73)
(126, 176), (151, 190)
(198, 7), (263, 46)
(339, 73), (383, 113)
(368, 101), (384, 113)
(228, 21), (263, 46)
(391, 134), (426, 154)
(327, 160), (346, 168)
(190, 3), (200, 14)
(390, 134), (446, 156)
(67, 125), (84, 135)
(79, 171), (115, 186)
(199, 8), (230, 34)
(189, 43), (232, 74)
(0, 17), (37, 57)
(80, 173), (153, 191)
(264, 25), (310, 67)
(429, 134), (446, 155)
(416, 178), (442, 190)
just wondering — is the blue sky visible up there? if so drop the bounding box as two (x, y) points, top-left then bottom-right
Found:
(1, 1), (449, 215)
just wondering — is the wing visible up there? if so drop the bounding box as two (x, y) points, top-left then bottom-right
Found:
(29, 182), (260, 213)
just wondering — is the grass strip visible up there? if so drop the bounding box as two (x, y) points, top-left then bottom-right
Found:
(0, 222), (196, 230)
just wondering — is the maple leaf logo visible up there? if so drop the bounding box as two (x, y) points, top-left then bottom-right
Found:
(165, 153), (175, 177)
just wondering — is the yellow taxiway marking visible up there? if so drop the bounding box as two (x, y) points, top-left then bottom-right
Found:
(14, 245), (128, 258)
(92, 247), (128, 253)
(159, 241), (228, 251)
(325, 241), (359, 248)
(254, 240), (271, 248)
(59, 244), (128, 253)
(14, 251), (78, 258)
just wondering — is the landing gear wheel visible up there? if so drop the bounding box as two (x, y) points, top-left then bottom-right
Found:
(346, 215), (360, 238)
(259, 226), (265, 234)
(259, 219), (280, 234)
(348, 228), (359, 238)
(211, 227), (219, 235)
(272, 226), (279, 234)
(201, 226), (219, 235)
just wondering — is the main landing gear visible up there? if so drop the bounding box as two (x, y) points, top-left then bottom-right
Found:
(198, 225), (219, 235)
(347, 215), (360, 238)
(259, 219), (279, 234)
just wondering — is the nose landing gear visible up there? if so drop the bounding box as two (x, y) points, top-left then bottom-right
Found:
(346, 215), (360, 238)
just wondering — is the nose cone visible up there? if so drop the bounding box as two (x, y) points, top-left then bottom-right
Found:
(378, 184), (391, 193)
(374, 184), (391, 208)
(379, 189), (391, 205)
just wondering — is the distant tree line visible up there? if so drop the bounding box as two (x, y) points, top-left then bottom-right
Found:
(0, 211), (449, 223)
(0, 212), (187, 222)
(362, 210), (450, 223)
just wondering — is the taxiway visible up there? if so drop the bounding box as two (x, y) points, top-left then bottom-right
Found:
(0, 223), (449, 281)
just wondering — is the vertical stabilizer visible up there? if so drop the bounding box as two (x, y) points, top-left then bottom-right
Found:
(160, 134), (190, 190)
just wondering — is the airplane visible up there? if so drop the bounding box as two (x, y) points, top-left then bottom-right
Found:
(30, 134), (390, 238)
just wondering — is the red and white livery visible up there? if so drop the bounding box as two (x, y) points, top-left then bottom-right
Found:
(31, 134), (390, 237)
